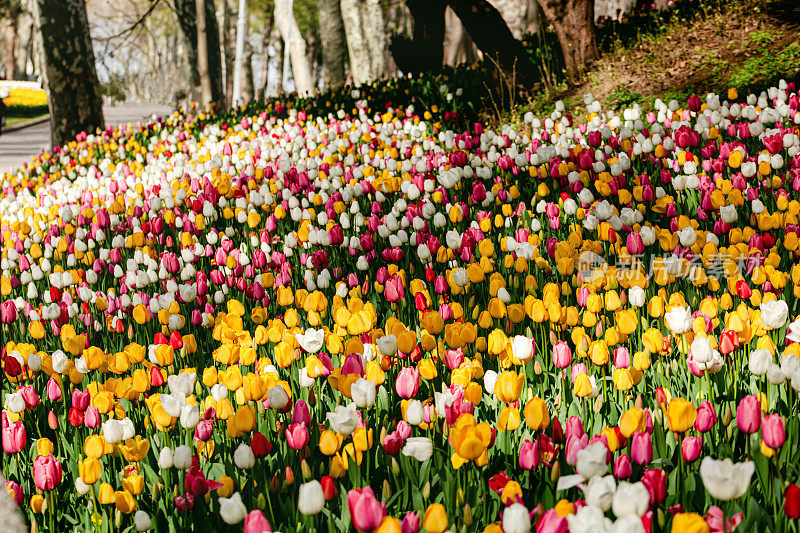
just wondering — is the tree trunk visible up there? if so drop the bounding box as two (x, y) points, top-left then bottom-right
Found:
(443, 6), (477, 66)
(446, 0), (539, 87)
(243, 10), (255, 102)
(391, 0), (446, 75)
(173, 0), (201, 101)
(537, 0), (598, 84)
(2, 16), (19, 79)
(362, 0), (385, 79)
(222, 0), (235, 108)
(488, 0), (527, 39)
(274, 0), (313, 95)
(317, 0), (347, 87)
(192, 0), (224, 107)
(34, 0), (103, 148)
(339, 0), (371, 85)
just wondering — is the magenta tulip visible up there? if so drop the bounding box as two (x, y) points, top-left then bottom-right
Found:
(631, 432), (653, 466)
(762, 414), (786, 449)
(736, 395), (761, 434)
(681, 436), (702, 462)
(346, 487), (385, 531)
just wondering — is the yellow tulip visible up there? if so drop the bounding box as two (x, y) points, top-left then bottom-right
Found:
(523, 397), (550, 431)
(666, 398), (697, 433)
(423, 503), (448, 533)
(494, 371), (523, 403)
(79, 457), (103, 484)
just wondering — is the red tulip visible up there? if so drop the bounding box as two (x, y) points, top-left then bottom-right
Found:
(321, 476), (338, 500)
(785, 484), (800, 518)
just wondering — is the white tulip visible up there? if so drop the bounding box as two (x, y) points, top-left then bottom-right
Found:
(567, 504), (611, 533)
(351, 378), (377, 408)
(173, 445), (192, 469)
(219, 492), (248, 524)
(102, 419), (124, 444)
(234, 443), (256, 469)
(158, 447), (173, 469)
(134, 510), (153, 531)
(700, 457), (754, 500)
(298, 480), (326, 515)
(761, 299), (789, 329)
(296, 328), (325, 353)
(748, 349), (772, 376)
(502, 503), (531, 533)
(585, 475), (616, 512)
(611, 481), (649, 517)
(402, 437), (433, 462)
(268, 386), (289, 410)
(664, 306), (692, 334)
(576, 442), (609, 479)
(327, 403), (359, 435)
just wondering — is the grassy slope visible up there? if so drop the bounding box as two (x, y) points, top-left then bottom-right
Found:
(502, 0), (800, 122)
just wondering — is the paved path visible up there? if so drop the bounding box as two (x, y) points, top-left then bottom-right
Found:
(0, 103), (171, 175)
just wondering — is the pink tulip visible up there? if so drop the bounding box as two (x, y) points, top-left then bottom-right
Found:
(19, 385), (39, 409)
(631, 432), (653, 466)
(519, 439), (540, 470)
(704, 505), (743, 533)
(401, 511), (420, 533)
(32, 454), (62, 491)
(347, 487), (385, 531)
(174, 493), (195, 512)
(762, 414), (786, 449)
(285, 423), (309, 450)
(395, 367), (420, 398)
(1, 300), (17, 324)
(614, 454), (632, 479)
(564, 415), (585, 440)
(565, 434), (588, 466)
(613, 347), (631, 369)
(46, 378), (62, 402)
(444, 348), (464, 370)
(535, 509), (568, 533)
(681, 436), (702, 462)
(736, 394), (761, 434)
(244, 510), (272, 533)
(2, 421), (26, 453)
(694, 401), (717, 433)
(84, 406), (101, 429)
(291, 401), (311, 426)
(72, 388), (90, 411)
(626, 232), (644, 255)
(385, 275), (405, 303)
(4, 480), (23, 506)
(552, 341), (572, 369)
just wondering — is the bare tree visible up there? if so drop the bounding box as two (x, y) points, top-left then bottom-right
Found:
(443, 6), (476, 66)
(390, 0), (446, 74)
(339, 0), (371, 84)
(274, 0), (313, 94)
(362, 0), (384, 78)
(317, 0), (346, 87)
(1, 0), (22, 78)
(34, 0), (104, 147)
(173, 0), (224, 105)
(537, 0), (598, 84)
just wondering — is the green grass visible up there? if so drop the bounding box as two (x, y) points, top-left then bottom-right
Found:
(728, 40), (800, 89)
(5, 113), (49, 127)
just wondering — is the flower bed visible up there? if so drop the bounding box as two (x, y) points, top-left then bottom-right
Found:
(2, 87), (49, 117)
(2, 78), (800, 533)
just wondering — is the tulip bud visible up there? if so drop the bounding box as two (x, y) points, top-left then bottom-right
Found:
(48, 411), (58, 430)
(554, 393), (562, 410)
(422, 481), (430, 499)
(270, 475), (279, 493)
(533, 361), (542, 375)
(285, 466), (294, 486)
(463, 504), (473, 526)
(382, 479), (392, 501)
(301, 459), (312, 480)
(551, 461), (560, 483)
(151, 480), (161, 502)
(115, 509), (122, 528)
(635, 395), (643, 410)
(379, 426), (388, 445)
(594, 395), (603, 413)
(308, 388), (317, 408)
(257, 493), (266, 510)
(391, 457), (400, 475)
(723, 407), (733, 426)
(456, 488), (463, 505)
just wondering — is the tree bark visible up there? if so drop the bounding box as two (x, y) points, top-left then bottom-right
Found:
(173, 0), (201, 100)
(339, 0), (371, 85)
(390, 0), (446, 75)
(317, 0), (347, 87)
(274, 0), (313, 95)
(34, 0), (104, 148)
(537, 0), (598, 84)
(443, 5), (477, 66)
(2, 16), (19, 79)
(222, 0), (235, 108)
(488, 0), (527, 39)
(194, 0), (224, 106)
(362, 0), (385, 79)
(446, 0), (539, 87)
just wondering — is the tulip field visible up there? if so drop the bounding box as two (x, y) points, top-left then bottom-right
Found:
(3, 75), (800, 533)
